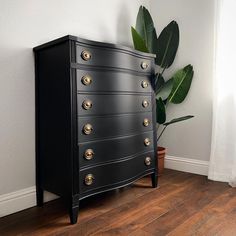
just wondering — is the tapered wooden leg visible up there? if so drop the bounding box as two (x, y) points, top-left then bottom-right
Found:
(69, 199), (79, 224)
(151, 172), (158, 188)
(36, 186), (44, 206)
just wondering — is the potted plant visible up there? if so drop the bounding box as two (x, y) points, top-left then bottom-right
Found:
(131, 6), (194, 176)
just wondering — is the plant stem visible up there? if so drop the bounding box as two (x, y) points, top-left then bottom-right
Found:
(156, 123), (160, 132)
(160, 66), (167, 76)
(155, 64), (165, 81)
(157, 125), (167, 142)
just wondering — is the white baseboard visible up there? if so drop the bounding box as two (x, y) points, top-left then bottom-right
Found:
(165, 155), (209, 176)
(0, 187), (58, 218)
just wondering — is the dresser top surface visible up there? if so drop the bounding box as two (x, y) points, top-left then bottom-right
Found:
(33, 35), (156, 59)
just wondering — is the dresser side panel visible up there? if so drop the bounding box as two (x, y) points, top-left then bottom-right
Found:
(35, 41), (74, 197)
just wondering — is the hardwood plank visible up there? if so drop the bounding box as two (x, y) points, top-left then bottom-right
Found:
(167, 187), (236, 236)
(211, 212), (236, 236)
(0, 200), (68, 236)
(191, 187), (236, 236)
(80, 175), (205, 235)
(128, 229), (154, 236)
(40, 172), (198, 236)
(0, 170), (233, 236)
(92, 205), (167, 236)
(142, 180), (229, 235)
(0, 177), (154, 236)
(19, 171), (193, 236)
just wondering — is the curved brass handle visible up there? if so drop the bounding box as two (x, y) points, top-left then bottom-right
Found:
(81, 50), (92, 61)
(143, 118), (150, 127)
(84, 149), (94, 160)
(145, 157), (151, 166)
(141, 80), (149, 88)
(82, 100), (93, 110)
(141, 61), (149, 69)
(142, 100), (149, 108)
(144, 138), (151, 146)
(85, 174), (94, 185)
(81, 75), (92, 85)
(83, 124), (93, 135)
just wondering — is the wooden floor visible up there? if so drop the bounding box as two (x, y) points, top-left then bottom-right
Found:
(1, 169), (236, 236)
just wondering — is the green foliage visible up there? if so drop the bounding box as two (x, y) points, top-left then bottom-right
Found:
(132, 7), (179, 68)
(135, 6), (158, 53)
(157, 115), (194, 142)
(131, 5), (194, 142)
(156, 98), (166, 124)
(164, 115), (194, 126)
(168, 65), (194, 104)
(155, 21), (179, 68)
(131, 27), (149, 52)
(155, 74), (165, 94)
(156, 78), (173, 101)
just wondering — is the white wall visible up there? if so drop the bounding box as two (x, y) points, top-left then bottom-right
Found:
(151, 0), (215, 163)
(0, 0), (150, 197)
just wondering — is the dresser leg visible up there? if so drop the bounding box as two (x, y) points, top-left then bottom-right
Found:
(69, 201), (79, 224)
(151, 172), (158, 188)
(36, 186), (44, 206)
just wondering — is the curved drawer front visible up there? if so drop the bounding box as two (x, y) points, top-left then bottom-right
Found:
(79, 131), (154, 168)
(78, 94), (152, 116)
(76, 44), (152, 73)
(78, 113), (153, 142)
(77, 70), (152, 93)
(79, 152), (155, 194)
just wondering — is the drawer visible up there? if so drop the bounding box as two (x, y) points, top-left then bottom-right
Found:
(78, 94), (152, 116)
(76, 44), (153, 73)
(79, 152), (155, 194)
(78, 113), (153, 142)
(77, 70), (153, 93)
(79, 131), (154, 168)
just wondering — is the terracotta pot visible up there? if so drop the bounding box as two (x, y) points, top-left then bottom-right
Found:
(157, 146), (166, 176)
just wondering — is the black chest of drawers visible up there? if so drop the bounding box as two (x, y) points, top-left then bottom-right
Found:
(34, 35), (158, 224)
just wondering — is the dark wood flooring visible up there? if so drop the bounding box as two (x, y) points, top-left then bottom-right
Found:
(1, 169), (236, 236)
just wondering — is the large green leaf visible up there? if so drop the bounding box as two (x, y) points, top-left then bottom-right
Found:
(156, 98), (166, 124)
(156, 78), (173, 101)
(157, 115), (194, 141)
(131, 27), (149, 53)
(136, 6), (145, 40)
(155, 74), (164, 94)
(135, 6), (158, 53)
(155, 21), (179, 68)
(163, 115), (194, 126)
(168, 64), (194, 104)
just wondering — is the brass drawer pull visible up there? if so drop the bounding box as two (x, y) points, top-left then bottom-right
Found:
(83, 124), (93, 135)
(85, 174), (94, 185)
(84, 149), (94, 160)
(144, 138), (151, 146)
(81, 50), (92, 61)
(143, 118), (150, 127)
(145, 157), (151, 166)
(141, 80), (149, 88)
(141, 61), (149, 69)
(81, 75), (92, 85)
(82, 100), (92, 110)
(142, 100), (149, 108)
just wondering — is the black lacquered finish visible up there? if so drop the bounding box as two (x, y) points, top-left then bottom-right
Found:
(79, 132), (154, 168)
(34, 35), (157, 224)
(77, 70), (152, 93)
(76, 43), (152, 73)
(78, 94), (152, 116)
(78, 113), (153, 142)
(79, 152), (155, 196)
